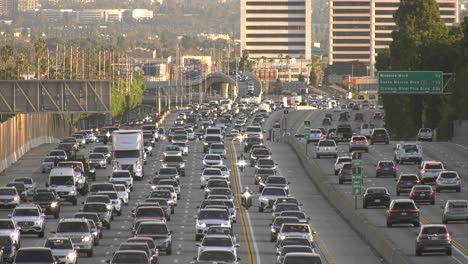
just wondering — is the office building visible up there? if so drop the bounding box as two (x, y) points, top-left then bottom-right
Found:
(17, 0), (38, 11)
(329, 0), (459, 74)
(240, 0), (312, 60)
(0, 0), (16, 17)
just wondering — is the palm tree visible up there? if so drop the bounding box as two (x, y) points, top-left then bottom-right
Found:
(34, 38), (47, 79)
(0, 45), (13, 79)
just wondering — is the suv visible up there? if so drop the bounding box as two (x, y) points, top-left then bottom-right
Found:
(195, 209), (231, 241)
(81, 202), (112, 229)
(436, 171), (461, 192)
(335, 124), (353, 142)
(417, 128), (433, 141)
(334, 156), (352, 175)
(0, 219), (20, 248)
(416, 224), (451, 256)
(203, 135), (223, 153)
(53, 218), (94, 257)
(44, 237), (78, 264)
(161, 155), (186, 176)
(410, 185), (435, 205)
(258, 187), (288, 213)
(109, 170), (133, 190)
(31, 191), (61, 219)
(386, 199), (420, 227)
(442, 200), (468, 223)
(376, 160), (397, 178)
(396, 174), (421, 196)
(418, 161), (445, 184)
(338, 162), (353, 184)
(363, 187), (390, 208)
(13, 247), (56, 264)
(394, 142), (422, 164)
(0, 187), (21, 209)
(369, 128), (389, 144)
(10, 204), (45, 237)
(134, 221), (172, 255)
(316, 140), (337, 159)
(349, 135), (368, 152)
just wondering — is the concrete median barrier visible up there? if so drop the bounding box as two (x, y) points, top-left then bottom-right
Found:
(288, 137), (412, 264)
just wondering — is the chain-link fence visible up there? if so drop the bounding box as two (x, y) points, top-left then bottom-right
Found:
(0, 113), (71, 174)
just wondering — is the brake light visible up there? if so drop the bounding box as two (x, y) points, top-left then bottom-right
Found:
(351, 140), (356, 144)
(415, 180), (421, 184)
(446, 231), (451, 240)
(376, 166), (381, 170)
(364, 140), (368, 143)
(410, 192), (416, 197)
(392, 166), (396, 171)
(407, 209), (419, 213)
(421, 169), (426, 174)
(388, 210), (400, 213)
(429, 191), (435, 196)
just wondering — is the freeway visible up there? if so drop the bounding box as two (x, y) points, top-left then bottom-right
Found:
(281, 108), (468, 264)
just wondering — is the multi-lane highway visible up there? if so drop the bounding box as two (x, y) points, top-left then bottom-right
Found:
(279, 108), (468, 264)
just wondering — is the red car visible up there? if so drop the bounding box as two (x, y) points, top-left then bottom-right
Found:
(127, 236), (159, 264)
(355, 113), (364, 121)
(373, 112), (383, 119)
(132, 206), (167, 227)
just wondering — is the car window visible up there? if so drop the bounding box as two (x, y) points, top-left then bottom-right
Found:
(448, 201), (468, 208)
(421, 227), (447, 235)
(393, 202), (416, 210)
(440, 172), (457, 179)
(425, 163), (443, 170)
(319, 141), (335, 147)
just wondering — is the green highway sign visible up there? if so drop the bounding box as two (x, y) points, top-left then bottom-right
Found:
(378, 71), (443, 94)
(304, 127), (311, 140)
(352, 186), (362, 196)
(352, 159), (362, 168)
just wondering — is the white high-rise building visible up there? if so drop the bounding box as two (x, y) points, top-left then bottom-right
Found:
(241, 0), (312, 59)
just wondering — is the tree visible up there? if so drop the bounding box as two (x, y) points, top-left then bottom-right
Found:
(33, 38), (47, 79)
(307, 57), (324, 87)
(239, 49), (253, 72)
(0, 45), (13, 79)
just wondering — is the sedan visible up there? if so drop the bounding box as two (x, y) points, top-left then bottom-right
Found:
(410, 185), (435, 205)
(276, 245), (315, 264)
(363, 187), (390, 208)
(109, 250), (151, 264)
(196, 234), (239, 257)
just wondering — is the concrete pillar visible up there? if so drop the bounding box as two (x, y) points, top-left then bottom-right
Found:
(221, 83), (229, 98)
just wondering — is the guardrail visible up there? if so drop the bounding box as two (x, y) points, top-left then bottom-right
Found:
(287, 136), (412, 264)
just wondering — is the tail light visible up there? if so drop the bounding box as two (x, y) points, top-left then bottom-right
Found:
(407, 209), (419, 213)
(392, 166), (396, 171)
(446, 231), (451, 240)
(364, 140), (368, 144)
(410, 192), (416, 197)
(429, 191), (435, 196)
(351, 140), (356, 144)
(415, 180), (421, 184)
(376, 166), (381, 170)
(388, 209), (400, 213)
(421, 169), (426, 174)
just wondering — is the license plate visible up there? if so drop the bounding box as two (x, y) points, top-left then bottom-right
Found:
(374, 199), (381, 202)
(429, 236), (439, 240)
(401, 212), (407, 216)
(420, 194), (426, 197)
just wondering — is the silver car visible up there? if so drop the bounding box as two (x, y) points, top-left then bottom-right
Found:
(10, 204), (45, 238)
(114, 184), (130, 205)
(53, 218), (94, 257)
(196, 234), (239, 257)
(436, 171), (461, 192)
(0, 219), (20, 247)
(44, 237), (78, 264)
(0, 187), (21, 209)
(442, 200), (468, 223)
(209, 143), (227, 158)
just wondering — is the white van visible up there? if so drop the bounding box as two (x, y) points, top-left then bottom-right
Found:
(47, 168), (78, 205)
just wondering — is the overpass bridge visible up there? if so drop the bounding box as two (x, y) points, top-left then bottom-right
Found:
(142, 72), (238, 110)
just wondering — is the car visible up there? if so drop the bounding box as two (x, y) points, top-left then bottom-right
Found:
(322, 118), (331, 126)
(396, 174), (421, 196)
(0, 235), (17, 262)
(259, 176), (290, 194)
(98, 191), (123, 216)
(369, 128), (389, 144)
(281, 252), (322, 264)
(13, 178), (35, 197)
(172, 142), (189, 156)
(148, 190), (176, 210)
(354, 113), (364, 121)
(279, 211), (310, 224)
(435, 171), (461, 192)
(276, 245), (315, 264)
(0, 219), (20, 248)
(276, 223), (314, 245)
(394, 142), (423, 164)
(126, 237), (160, 264)
(6, 182), (27, 202)
(87, 153), (107, 169)
(386, 199), (420, 227)
(308, 129), (323, 143)
(31, 191), (61, 219)
(269, 216), (300, 242)
(441, 200), (468, 223)
(41, 156), (57, 173)
(194, 209), (231, 241)
(0, 187), (21, 209)
(255, 158), (277, 170)
(359, 123), (375, 138)
(48, 149), (68, 162)
(134, 221), (172, 255)
(375, 160), (397, 178)
(44, 237), (78, 264)
(192, 249), (240, 264)
(363, 187), (391, 208)
(153, 185), (178, 203)
(143, 133), (156, 148)
(196, 234), (239, 257)
(254, 168), (276, 185)
(418, 161), (445, 184)
(13, 247), (56, 264)
(156, 167), (180, 182)
(144, 198), (173, 216)
(209, 143), (227, 158)
(335, 124), (352, 142)
(275, 236), (314, 255)
(109, 250), (151, 264)
(53, 218), (94, 257)
(109, 170), (133, 190)
(334, 156), (352, 175)
(417, 128), (433, 141)
(338, 162), (352, 184)
(92, 146), (111, 163)
(10, 204), (45, 237)
(158, 179), (181, 199)
(114, 184), (130, 205)
(89, 183), (116, 195)
(373, 112), (383, 119)
(200, 168), (224, 188)
(160, 155), (186, 176)
(118, 242), (156, 264)
(81, 202), (112, 229)
(409, 185), (435, 205)
(315, 140), (337, 159)
(202, 154), (224, 167)
(258, 187), (288, 213)
(250, 148), (271, 166)
(349, 135), (368, 152)
(271, 203), (301, 221)
(204, 180), (229, 199)
(73, 212), (103, 239)
(415, 224), (452, 256)
(204, 135), (223, 153)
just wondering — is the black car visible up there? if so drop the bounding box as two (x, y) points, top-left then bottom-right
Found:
(363, 187), (391, 208)
(386, 199), (420, 227)
(31, 192), (60, 218)
(370, 128), (389, 144)
(244, 137), (263, 153)
(410, 185), (435, 205)
(376, 160), (397, 178)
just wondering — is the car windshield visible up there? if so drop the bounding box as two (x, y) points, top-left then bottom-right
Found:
(0, 221), (14, 229)
(113, 172), (131, 178)
(275, 218), (300, 226)
(202, 237), (233, 247)
(199, 251), (235, 261)
(448, 201), (468, 208)
(283, 256), (322, 264)
(319, 141), (335, 147)
(135, 207), (164, 217)
(282, 225), (309, 233)
(247, 127), (261, 133)
(281, 212), (305, 220)
(282, 238), (311, 247)
(413, 186), (432, 191)
(15, 178), (32, 184)
(256, 169), (275, 175)
(199, 210), (229, 220)
(400, 175), (419, 181)
(90, 184), (114, 192)
(147, 199), (167, 206)
(254, 150), (270, 155)
(262, 188), (286, 196)
(33, 193), (55, 201)
(206, 155), (221, 160)
(83, 204), (107, 212)
(114, 151), (140, 159)
(420, 128), (431, 132)
(164, 156), (183, 162)
(87, 196), (110, 203)
(173, 142), (186, 147)
(208, 181), (228, 188)
(422, 227), (447, 235)
(14, 208), (39, 216)
(374, 130), (387, 135)
(112, 252), (148, 263)
(353, 136), (366, 141)
(277, 204), (299, 211)
(282, 247), (314, 256)
(101, 192), (118, 199)
(204, 169), (221, 176)
(267, 177), (287, 184)
(403, 145), (419, 153)
(138, 224), (168, 234)
(119, 244), (149, 254)
(367, 188), (387, 194)
(45, 239), (72, 249)
(143, 134), (153, 139)
(15, 250), (54, 262)
(211, 189), (231, 196)
(43, 157), (56, 162)
(7, 183), (24, 191)
(259, 159), (274, 166)
(150, 191), (171, 198)
(89, 154), (104, 159)
(338, 158), (352, 163)
(159, 168), (177, 174)
(57, 222), (89, 233)
(379, 162), (394, 167)
(75, 214), (99, 222)
(0, 188), (16, 195)
(93, 148), (108, 153)
(50, 151), (65, 156)
(211, 144), (225, 150)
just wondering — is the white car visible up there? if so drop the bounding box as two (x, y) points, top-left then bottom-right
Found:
(417, 128), (433, 141)
(109, 170), (133, 190)
(196, 234), (239, 256)
(97, 191), (122, 216)
(44, 237), (78, 264)
(211, 165), (231, 178)
(276, 223), (314, 245)
(418, 161), (445, 184)
(203, 154), (224, 167)
(316, 139), (338, 159)
(308, 129), (323, 143)
(0, 219), (20, 247)
(154, 185), (178, 203)
(186, 128), (196, 140)
(158, 179), (181, 199)
(195, 209), (232, 241)
(113, 184), (130, 205)
(10, 204), (46, 238)
(173, 142), (189, 156)
(334, 156), (352, 175)
(163, 145), (183, 156)
(436, 171), (461, 192)
(200, 168), (223, 188)
(209, 143), (227, 158)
